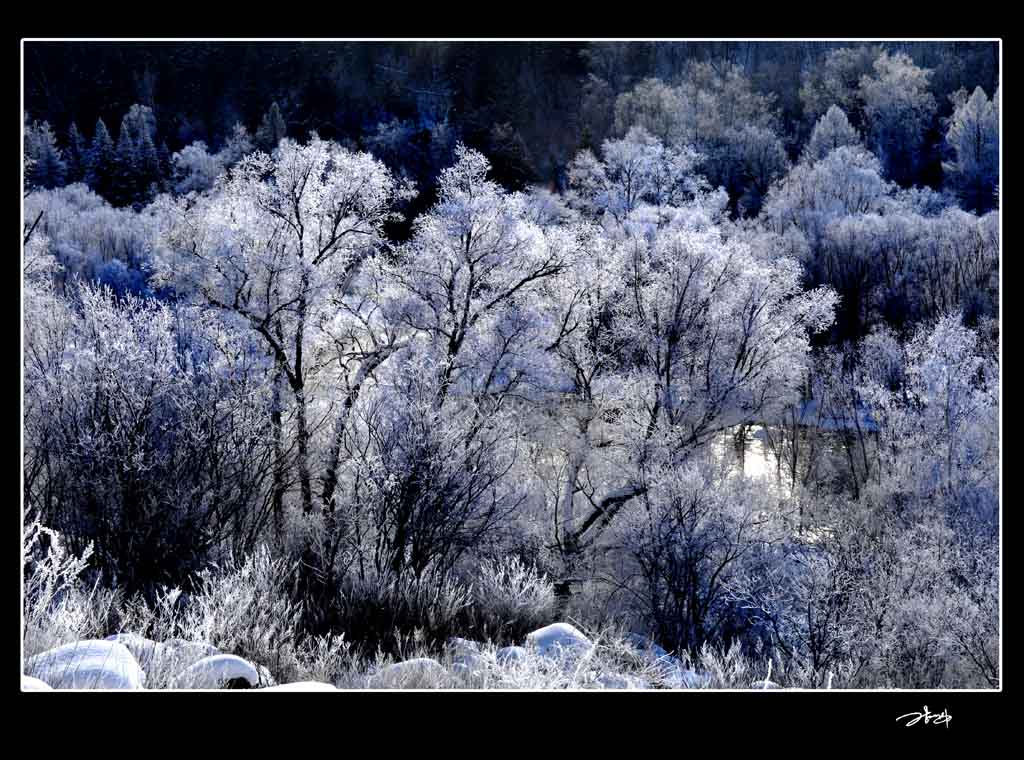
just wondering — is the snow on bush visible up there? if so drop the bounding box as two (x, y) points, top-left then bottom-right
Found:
(367, 658), (452, 689)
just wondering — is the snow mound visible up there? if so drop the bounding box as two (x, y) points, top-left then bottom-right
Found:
(22, 675), (52, 691)
(104, 635), (225, 684)
(171, 654), (263, 689)
(260, 681), (337, 691)
(525, 623), (593, 659)
(751, 679), (781, 690)
(368, 658), (448, 689)
(495, 645), (529, 666)
(25, 640), (145, 689)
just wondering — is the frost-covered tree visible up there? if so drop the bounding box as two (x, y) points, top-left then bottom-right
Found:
(725, 124), (789, 216)
(620, 463), (786, 653)
(610, 66), (781, 205)
(859, 52), (938, 185)
(551, 223), (837, 562)
(567, 126), (710, 227)
(799, 45), (883, 131)
(612, 77), (686, 145)
(943, 86), (999, 213)
(333, 146), (590, 589)
(156, 136), (408, 519)
(23, 183), (156, 293)
(219, 122), (256, 167)
(803, 105), (861, 164)
(23, 283), (279, 592)
(761, 145), (890, 250)
(171, 141), (225, 194)
(389, 145), (585, 404)
(860, 314), (998, 525)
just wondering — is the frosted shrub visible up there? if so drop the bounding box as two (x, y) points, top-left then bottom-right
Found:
(335, 568), (473, 657)
(22, 521), (121, 659)
(295, 633), (353, 685)
(471, 555), (556, 643)
(180, 545), (303, 682)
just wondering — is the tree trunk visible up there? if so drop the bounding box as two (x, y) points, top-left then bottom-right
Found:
(293, 383), (314, 516)
(270, 366), (287, 534)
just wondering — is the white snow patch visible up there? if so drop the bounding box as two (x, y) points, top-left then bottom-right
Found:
(260, 681), (337, 691)
(525, 623), (593, 659)
(171, 654), (262, 689)
(25, 640), (145, 689)
(22, 675), (52, 690)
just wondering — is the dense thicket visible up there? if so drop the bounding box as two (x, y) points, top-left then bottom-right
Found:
(23, 42), (1000, 688)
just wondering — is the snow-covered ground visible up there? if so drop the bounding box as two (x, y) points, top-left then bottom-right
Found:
(22, 622), (793, 691)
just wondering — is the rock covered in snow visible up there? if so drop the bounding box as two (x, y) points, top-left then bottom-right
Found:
(21, 675), (52, 691)
(525, 623), (593, 659)
(368, 658), (449, 689)
(25, 640), (145, 689)
(171, 653), (264, 689)
(103, 634), (230, 685)
(495, 646), (529, 666)
(260, 681), (338, 691)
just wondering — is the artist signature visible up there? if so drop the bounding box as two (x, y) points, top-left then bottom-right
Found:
(896, 706), (952, 727)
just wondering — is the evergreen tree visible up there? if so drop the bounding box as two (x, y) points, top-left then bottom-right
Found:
(943, 86), (999, 213)
(65, 122), (88, 184)
(113, 124), (140, 206)
(121, 104), (157, 145)
(24, 118), (66, 190)
(254, 101), (287, 153)
(137, 130), (162, 204)
(87, 118), (116, 199)
(220, 121), (255, 166)
(158, 141), (173, 187)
